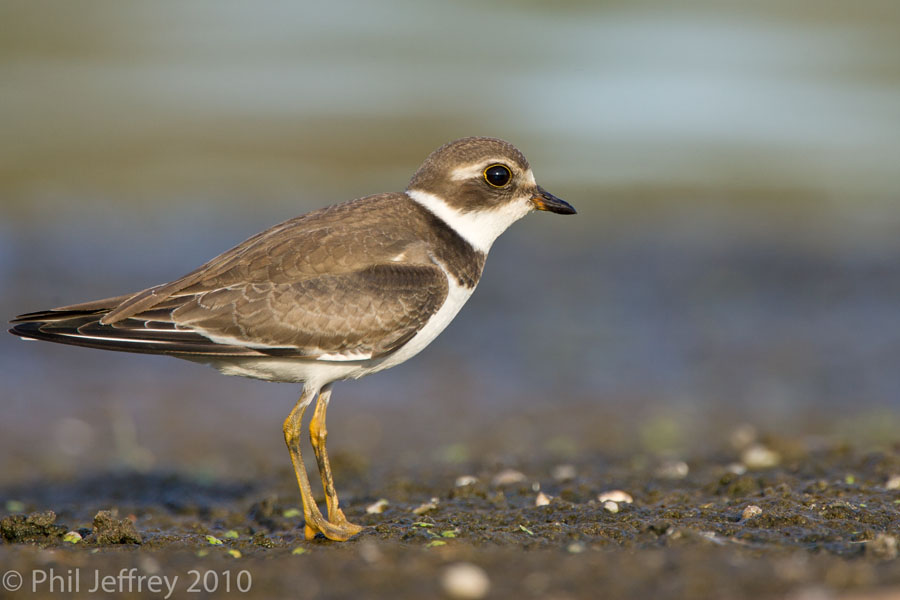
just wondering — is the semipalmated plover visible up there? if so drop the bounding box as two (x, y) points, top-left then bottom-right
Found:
(10, 137), (576, 541)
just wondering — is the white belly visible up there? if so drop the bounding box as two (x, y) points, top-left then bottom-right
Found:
(364, 270), (475, 372)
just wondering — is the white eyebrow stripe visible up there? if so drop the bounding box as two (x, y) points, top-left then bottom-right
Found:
(450, 159), (513, 181)
(450, 163), (536, 188)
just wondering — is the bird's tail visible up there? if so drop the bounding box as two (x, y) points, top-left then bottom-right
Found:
(9, 295), (258, 356)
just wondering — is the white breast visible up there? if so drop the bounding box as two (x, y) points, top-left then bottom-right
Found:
(364, 265), (474, 373)
(406, 189), (532, 254)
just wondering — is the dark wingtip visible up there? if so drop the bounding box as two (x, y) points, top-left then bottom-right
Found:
(10, 308), (106, 324)
(9, 322), (41, 339)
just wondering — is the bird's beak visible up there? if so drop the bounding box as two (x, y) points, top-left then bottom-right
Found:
(531, 186), (576, 215)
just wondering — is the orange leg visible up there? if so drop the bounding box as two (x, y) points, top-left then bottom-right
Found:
(309, 384), (364, 535)
(282, 384), (362, 541)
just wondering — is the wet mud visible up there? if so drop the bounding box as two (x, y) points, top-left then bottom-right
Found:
(2, 435), (898, 599)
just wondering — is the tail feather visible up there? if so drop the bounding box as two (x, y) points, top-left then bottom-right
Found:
(9, 305), (279, 357)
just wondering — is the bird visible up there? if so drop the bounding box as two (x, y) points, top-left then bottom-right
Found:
(9, 136), (576, 541)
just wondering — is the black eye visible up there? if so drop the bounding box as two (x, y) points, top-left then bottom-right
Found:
(483, 164), (512, 188)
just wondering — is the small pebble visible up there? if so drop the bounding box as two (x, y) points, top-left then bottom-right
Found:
(729, 423), (757, 449)
(597, 490), (633, 504)
(138, 556), (160, 575)
(412, 497), (439, 515)
(603, 501), (619, 513)
(62, 531), (82, 544)
(358, 540), (383, 564)
(566, 542), (585, 554)
(551, 464), (577, 482)
(455, 475), (478, 487)
(656, 460), (689, 479)
(741, 504), (763, 520)
(885, 475), (900, 490)
(366, 499), (389, 514)
(726, 463), (748, 475)
(867, 534), (898, 560)
(492, 469), (526, 486)
(440, 563), (490, 600)
(741, 444), (780, 469)
(535, 492), (551, 507)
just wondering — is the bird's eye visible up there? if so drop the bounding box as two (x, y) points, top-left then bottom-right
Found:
(483, 164), (512, 188)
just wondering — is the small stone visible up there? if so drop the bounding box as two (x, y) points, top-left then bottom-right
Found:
(138, 556), (160, 575)
(566, 542), (585, 554)
(729, 424), (757, 450)
(656, 460), (689, 479)
(226, 549), (241, 558)
(535, 492), (551, 507)
(412, 497), (439, 515)
(603, 501), (619, 513)
(741, 444), (780, 469)
(291, 547), (307, 555)
(62, 531), (82, 544)
(597, 490), (633, 504)
(455, 475), (478, 487)
(867, 534), (898, 560)
(366, 499), (389, 514)
(492, 469), (526, 486)
(358, 540), (382, 563)
(726, 463), (747, 475)
(741, 504), (763, 520)
(551, 464), (577, 482)
(440, 563), (490, 600)
(206, 535), (223, 545)
(885, 475), (900, 490)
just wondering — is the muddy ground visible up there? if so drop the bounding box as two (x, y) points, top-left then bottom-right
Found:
(2, 428), (898, 600)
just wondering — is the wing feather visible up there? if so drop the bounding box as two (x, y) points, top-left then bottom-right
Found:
(10, 194), (461, 361)
(10, 263), (449, 361)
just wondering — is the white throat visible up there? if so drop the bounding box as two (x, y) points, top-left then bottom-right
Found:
(406, 189), (532, 253)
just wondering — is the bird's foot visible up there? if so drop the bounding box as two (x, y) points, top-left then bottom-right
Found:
(304, 514), (365, 541)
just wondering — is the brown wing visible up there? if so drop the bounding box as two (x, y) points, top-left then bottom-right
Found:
(99, 193), (434, 325)
(166, 262), (448, 358)
(10, 263), (449, 360)
(10, 193), (452, 360)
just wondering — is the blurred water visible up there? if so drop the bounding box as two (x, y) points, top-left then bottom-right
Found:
(2, 0), (899, 480)
(4, 1), (900, 201)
